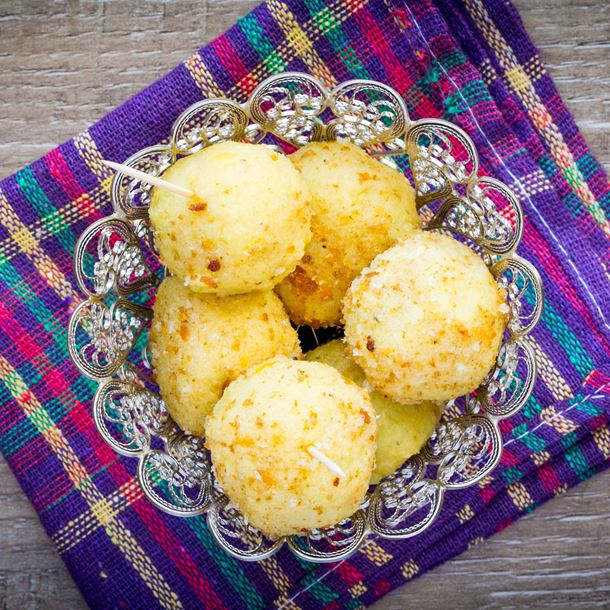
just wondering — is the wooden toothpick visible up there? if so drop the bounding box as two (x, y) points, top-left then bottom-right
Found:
(307, 445), (346, 478)
(102, 159), (194, 199)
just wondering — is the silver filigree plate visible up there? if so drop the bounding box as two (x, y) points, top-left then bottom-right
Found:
(68, 72), (543, 563)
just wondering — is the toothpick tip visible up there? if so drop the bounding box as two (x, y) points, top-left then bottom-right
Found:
(307, 445), (346, 479)
(101, 159), (194, 199)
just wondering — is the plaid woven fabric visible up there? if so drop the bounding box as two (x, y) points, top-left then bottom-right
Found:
(1, 0), (609, 608)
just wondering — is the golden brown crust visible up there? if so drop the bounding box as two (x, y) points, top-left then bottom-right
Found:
(343, 232), (507, 404)
(305, 340), (443, 483)
(205, 358), (376, 538)
(149, 142), (312, 295)
(150, 277), (301, 436)
(276, 141), (420, 327)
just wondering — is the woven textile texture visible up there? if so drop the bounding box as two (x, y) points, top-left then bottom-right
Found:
(1, 0), (609, 608)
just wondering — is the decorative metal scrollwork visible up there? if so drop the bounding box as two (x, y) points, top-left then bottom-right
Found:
(73, 217), (156, 297)
(407, 119), (479, 206)
(69, 72), (543, 561)
(171, 99), (249, 155)
(93, 378), (171, 456)
(287, 510), (368, 562)
(68, 299), (151, 380)
(248, 72), (326, 146)
(326, 79), (409, 148)
(207, 496), (285, 561)
(111, 145), (176, 220)
(138, 434), (211, 516)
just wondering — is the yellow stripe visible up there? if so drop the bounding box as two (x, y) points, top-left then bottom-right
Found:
(0, 356), (182, 610)
(456, 503), (475, 524)
(358, 539), (392, 567)
(348, 582), (367, 599)
(73, 130), (114, 183)
(529, 336), (573, 401)
(506, 480), (534, 511)
(465, 0), (610, 238)
(400, 559), (419, 579)
(519, 169), (554, 196)
(182, 0), (369, 114)
(0, 188), (77, 302)
(0, 181), (109, 264)
(184, 53), (226, 98)
(539, 405), (578, 435)
(53, 479), (143, 554)
(266, 0), (338, 88)
(182, 22), (253, 100)
(592, 426), (610, 459)
(478, 58), (498, 86)
(259, 556), (303, 609)
(481, 54), (546, 86)
(532, 450), (551, 467)
(523, 55), (546, 83)
(554, 483), (568, 497)
(207, 0), (367, 101)
(478, 474), (494, 488)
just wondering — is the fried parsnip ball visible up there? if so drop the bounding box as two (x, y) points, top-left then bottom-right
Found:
(276, 141), (420, 327)
(344, 232), (507, 404)
(149, 141), (311, 295)
(205, 357), (376, 539)
(305, 340), (443, 483)
(150, 277), (301, 435)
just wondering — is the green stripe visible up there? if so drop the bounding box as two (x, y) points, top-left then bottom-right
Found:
(12, 276), (39, 308)
(0, 258), (79, 453)
(421, 50), (468, 88)
(561, 433), (594, 480)
(435, 50), (467, 72)
(0, 258), (25, 291)
(239, 14), (286, 75)
(404, 80), (427, 114)
(1, 413), (40, 456)
(294, 571), (339, 604)
(502, 465), (523, 484)
(563, 192), (583, 218)
(0, 258), (64, 338)
(13, 360), (41, 387)
(521, 394), (543, 419)
(307, 4), (370, 79)
(576, 153), (600, 181)
(523, 430), (547, 453)
(2, 362), (73, 455)
(41, 208), (74, 252)
(538, 300), (594, 378)
(444, 79), (493, 119)
(185, 518), (267, 610)
(19, 168), (75, 252)
(4, 264), (70, 360)
(503, 148), (528, 164)
(510, 420), (548, 454)
(572, 398), (604, 417)
(15, 167), (52, 217)
(539, 154), (558, 179)
(562, 164), (585, 190)
(0, 381), (40, 457)
(598, 192), (610, 212)
(295, 557), (340, 603)
(0, 257), (74, 387)
(46, 319), (71, 360)
(40, 461), (118, 515)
